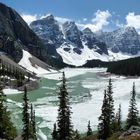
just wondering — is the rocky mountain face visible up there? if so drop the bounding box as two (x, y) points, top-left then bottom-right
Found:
(96, 26), (140, 55)
(81, 28), (108, 55)
(31, 14), (140, 66)
(0, 3), (48, 63)
(1, 2), (140, 67)
(31, 14), (64, 47)
(30, 15), (109, 66)
(30, 15), (108, 55)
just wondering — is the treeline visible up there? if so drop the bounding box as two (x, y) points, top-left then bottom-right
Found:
(0, 57), (35, 88)
(82, 59), (110, 68)
(0, 59), (25, 87)
(107, 57), (140, 76)
(82, 56), (140, 76)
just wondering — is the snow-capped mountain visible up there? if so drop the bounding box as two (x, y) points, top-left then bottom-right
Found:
(96, 26), (140, 55)
(30, 15), (109, 66)
(30, 14), (140, 66)
(0, 3), (55, 73)
(31, 14), (64, 47)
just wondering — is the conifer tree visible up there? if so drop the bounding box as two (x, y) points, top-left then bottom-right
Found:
(98, 90), (110, 140)
(22, 86), (30, 140)
(72, 129), (80, 140)
(117, 104), (122, 131)
(126, 82), (139, 129)
(0, 86), (17, 140)
(30, 104), (37, 140)
(57, 72), (73, 140)
(52, 123), (58, 140)
(106, 78), (115, 133)
(115, 104), (122, 131)
(87, 121), (92, 136)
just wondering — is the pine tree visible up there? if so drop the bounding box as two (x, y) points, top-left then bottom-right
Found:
(115, 104), (122, 131)
(117, 104), (122, 131)
(52, 123), (58, 140)
(87, 121), (92, 136)
(57, 72), (73, 140)
(22, 86), (30, 140)
(30, 104), (37, 140)
(72, 129), (80, 140)
(0, 86), (17, 140)
(106, 78), (115, 133)
(98, 90), (110, 140)
(126, 82), (139, 129)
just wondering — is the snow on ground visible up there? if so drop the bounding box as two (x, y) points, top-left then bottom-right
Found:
(43, 67), (106, 80)
(35, 68), (140, 133)
(3, 88), (23, 95)
(6, 68), (140, 139)
(19, 50), (54, 75)
(57, 42), (109, 66)
(57, 42), (140, 66)
(38, 129), (47, 140)
(108, 50), (139, 61)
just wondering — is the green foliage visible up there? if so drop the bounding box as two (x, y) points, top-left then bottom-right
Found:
(107, 57), (140, 76)
(0, 59), (25, 87)
(98, 79), (115, 140)
(0, 86), (17, 140)
(107, 79), (115, 134)
(52, 123), (58, 140)
(22, 86), (31, 140)
(114, 104), (122, 132)
(126, 83), (139, 129)
(57, 72), (73, 140)
(98, 90), (110, 140)
(30, 104), (37, 140)
(72, 129), (81, 140)
(87, 121), (93, 136)
(107, 132), (120, 140)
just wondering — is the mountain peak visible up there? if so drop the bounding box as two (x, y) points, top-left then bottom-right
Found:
(0, 2), (8, 8)
(116, 26), (137, 35)
(124, 26), (136, 31)
(83, 28), (93, 34)
(41, 14), (54, 20)
(63, 21), (78, 32)
(63, 21), (76, 27)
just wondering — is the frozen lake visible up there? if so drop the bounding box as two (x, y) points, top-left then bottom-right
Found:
(6, 68), (140, 140)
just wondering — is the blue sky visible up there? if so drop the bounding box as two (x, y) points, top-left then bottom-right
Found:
(1, 0), (140, 32)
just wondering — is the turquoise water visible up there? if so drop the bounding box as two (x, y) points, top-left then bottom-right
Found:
(7, 69), (99, 139)
(6, 68), (140, 140)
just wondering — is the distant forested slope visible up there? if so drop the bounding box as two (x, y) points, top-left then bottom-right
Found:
(107, 57), (140, 76)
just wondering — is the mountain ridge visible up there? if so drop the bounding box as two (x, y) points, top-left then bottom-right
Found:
(30, 14), (140, 66)
(0, 3), (57, 73)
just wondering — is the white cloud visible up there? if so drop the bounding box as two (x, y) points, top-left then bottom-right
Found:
(40, 14), (71, 24)
(116, 19), (124, 28)
(21, 14), (37, 25)
(55, 17), (71, 24)
(20, 10), (112, 32)
(126, 12), (140, 33)
(84, 10), (111, 32)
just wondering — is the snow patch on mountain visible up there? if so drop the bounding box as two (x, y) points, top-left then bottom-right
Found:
(97, 26), (140, 55)
(30, 14), (140, 67)
(57, 42), (109, 66)
(107, 50), (139, 61)
(19, 50), (54, 75)
(57, 42), (140, 66)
